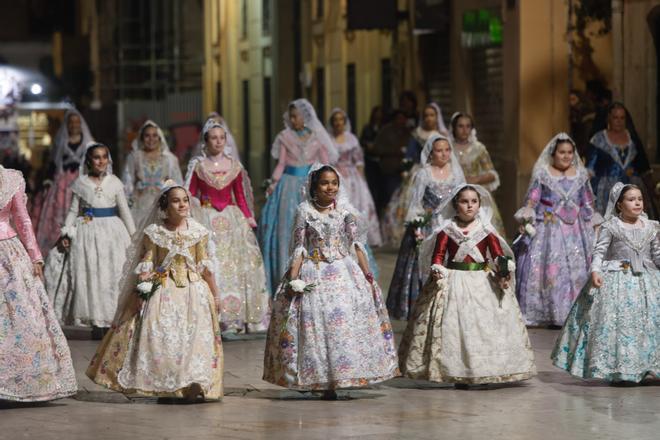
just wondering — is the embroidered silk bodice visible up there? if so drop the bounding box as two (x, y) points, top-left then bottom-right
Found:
(122, 149), (183, 197)
(516, 167), (597, 225)
(188, 160), (253, 218)
(591, 217), (660, 274)
(271, 130), (330, 181)
(136, 220), (213, 288)
(333, 132), (364, 170)
(587, 130), (648, 179)
(0, 168), (42, 262)
(291, 201), (363, 264)
(407, 166), (464, 223)
(432, 222), (504, 265)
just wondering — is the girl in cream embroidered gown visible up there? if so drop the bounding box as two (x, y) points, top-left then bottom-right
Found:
(87, 185), (223, 400)
(186, 119), (270, 334)
(552, 183), (659, 383)
(0, 165), (77, 402)
(263, 165), (399, 390)
(399, 185), (536, 385)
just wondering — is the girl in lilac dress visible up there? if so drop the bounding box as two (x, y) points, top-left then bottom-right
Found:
(328, 107), (382, 247)
(258, 99), (338, 295)
(514, 133), (601, 327)
(0, 165), (77, 402)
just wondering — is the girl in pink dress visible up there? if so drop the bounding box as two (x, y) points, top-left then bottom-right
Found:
(32, 109), (94, 255)
(186, 119), (270, 334)
(327, 107), (382, 247)
(0, 165), (77, 402)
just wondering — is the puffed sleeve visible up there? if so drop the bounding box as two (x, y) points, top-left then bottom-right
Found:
(10, 190), (43, 262)
(168, 154), (184, 184)
(651, 226), (660, 269)
(288, 206), (307, 261)
(188, 168), (201, 199)
(405, 167), (429, 222)
(121, 151), (136, 200)
(231, 172), (254, 219)
(514, 178), (542, 223)
(485, 233), (505, 259)
(432, 231), (449, 265)
(344, 212), (367, 255)
(590, 225), (613, 273)
(579, 179), (603, 225)
(350, 137), (365, 167)
(60, 193), (80, 238)
(195, 234), (214, 273)
(476, 143), (500, 192)
(115, 180), (136, 235)
(134, 234), (157, 274)
(271, 140), (287, 182)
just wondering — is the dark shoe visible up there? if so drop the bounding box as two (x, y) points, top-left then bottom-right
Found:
(454, 383), (470, 390)
(321, 390), (338, 400)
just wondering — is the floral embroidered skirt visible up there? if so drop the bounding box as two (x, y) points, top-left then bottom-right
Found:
(399, 270), (537, 384)
(205, 205), (270, 333)
(86, 279), (224, 400)
(32, 170), (78, 256)
(263, 257), (399, 390)
(551, 269), (659, 382)
(0, 236), (77, 402)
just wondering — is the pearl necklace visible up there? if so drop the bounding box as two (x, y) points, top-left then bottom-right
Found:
(313, 199), (335, 210)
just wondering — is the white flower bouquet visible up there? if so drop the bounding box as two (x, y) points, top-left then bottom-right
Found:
(288, 279), (316, 294)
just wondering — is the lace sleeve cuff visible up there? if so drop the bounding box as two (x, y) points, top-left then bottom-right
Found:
(483, 170), (500, 192)
(60, 225), (77, 239)
(197, 259), (214, 273)
(134, 261), (154, 274)
(514, 206), (535, 223)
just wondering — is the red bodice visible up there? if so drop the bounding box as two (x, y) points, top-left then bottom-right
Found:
(432, 230), (504, 265)
(189, 169), (253, 219)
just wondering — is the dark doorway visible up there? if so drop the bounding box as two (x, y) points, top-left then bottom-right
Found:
(647, 6), (660, 162)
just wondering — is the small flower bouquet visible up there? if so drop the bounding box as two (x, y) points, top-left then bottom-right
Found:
(261, 178), (273, 195)
(522, 222), (536, 238)
(200, 195), (212, 209)
(405, 212), (432, 248)
(495, 256), (515, 278)
(136, 266), (167, 301)
(288, 279), (315, 294)
(82, 207), (94, 224)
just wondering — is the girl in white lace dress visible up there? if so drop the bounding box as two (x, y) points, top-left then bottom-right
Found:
(263, 165), (399, 398)
(46, 143), (136, 331)
(87, 183), (224, 401)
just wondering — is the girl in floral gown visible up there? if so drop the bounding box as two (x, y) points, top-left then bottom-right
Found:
(328, 107), (382, 247)
(258, 99), (338, 295)
(552, 183), (659, 383)
(87, 183), (223, 401)
(399, 184), (536, 387)
(381, 103), (447, 247)
(386, 134), (465, 320)
(186, 119), (270, 334)
(263, 164), (399, 398)
(514, 133), (600, 327)
(122, 120), (183, 225)
(45, 143), (136, 331)
(0, 165), (77, 402)
(32, 108), (94, 255)
(450, 112), (505, 235)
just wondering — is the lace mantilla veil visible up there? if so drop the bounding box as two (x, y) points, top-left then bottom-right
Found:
(52, 108), (95, 173)
(78, 142), (114, 176)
